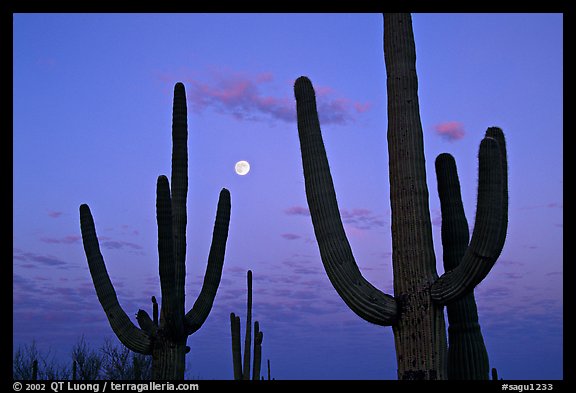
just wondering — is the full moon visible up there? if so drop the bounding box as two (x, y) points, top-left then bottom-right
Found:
(234, 160), (250, 176)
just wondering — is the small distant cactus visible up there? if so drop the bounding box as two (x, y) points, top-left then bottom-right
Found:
(293, 13), (507, 379)
(230, 270), (264, 380)
(492, 367), (503, 380)
(79, 83), (231, 380)
(267, 359), (274, 380)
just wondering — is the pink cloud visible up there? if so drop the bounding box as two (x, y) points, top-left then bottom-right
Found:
(182, 70), (369, 125)
(354, 102), (372, 113)
(314, 85), (335, 96)
(434, 121), (466, 141)
(48, 211), (63, 218)
(255, 72), (274, 83)
(284, 206), (310, 216)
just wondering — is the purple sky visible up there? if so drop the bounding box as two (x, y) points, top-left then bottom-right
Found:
(12, 13), (563, 380)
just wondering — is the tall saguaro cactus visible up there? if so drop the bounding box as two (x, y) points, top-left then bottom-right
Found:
(79, 82), (231, 380)
(293, 13), (507, 380)
(230, 270), (264, 380)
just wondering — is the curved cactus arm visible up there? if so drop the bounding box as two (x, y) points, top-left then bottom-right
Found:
(185, 188), (231, 334)
(171, 82), (188, 315)
(431, 130), (507, 304)
(294, 76), (397, 326)
(79, 204), (152, 354)
(485, 127), (508, 256)
(136, 309), (158, 337)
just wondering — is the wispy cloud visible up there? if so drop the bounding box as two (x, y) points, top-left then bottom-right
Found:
(284, 205), (386, 231)
(281, 233), (301, 240)
(47, 211), (63, 218)
(183, 70), (369, 126)
(40, 235), (82, 244)
(434, 121), (466, 141)
(340, 208), (386, 230)
(13, 248), (68, 269)
(100, 240), (143, 251)
(39, 234), (142, 252)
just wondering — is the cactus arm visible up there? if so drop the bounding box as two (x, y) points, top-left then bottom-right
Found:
(242, 270), (253, 380)
(294, 76), (397, 326)
(230, 312), (243, 380)
(156, 175), (183, 332)
(185, 188), (231, 334)
(252, 321), (263, 380)
(79, 204), (152, 354)
(435, 153), (470, 272)
(431, 132), (506, 304)
(485, 127), (508, 256)
(136, 309), (158, 336)
(171, 82), (188, 315)
(435, 152), (489, 380)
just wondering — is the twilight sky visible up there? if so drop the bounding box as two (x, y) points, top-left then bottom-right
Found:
(12, 13), (563, 380)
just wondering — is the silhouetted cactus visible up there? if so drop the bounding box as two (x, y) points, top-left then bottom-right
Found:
(492, 367), (500, 380)
(293, 13), (507, 380)
(230, 270), (264, 380)
(79, 82), (231, 380)
(436, 143), (506, 379)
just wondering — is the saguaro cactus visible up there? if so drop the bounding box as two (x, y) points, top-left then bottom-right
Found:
(230, 270), (264, 380)
(293, 13), (507, 380)
(436, 146), (507, 379)
(79, 82), (231, 380)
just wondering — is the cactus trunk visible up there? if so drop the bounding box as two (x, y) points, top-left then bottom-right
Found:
(151, 336), (188, 380)
(384, 13), (447, 380)
(293, 13), (507, 380)
(242, 270), (253, 380)
(80, 82), (231, 380)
